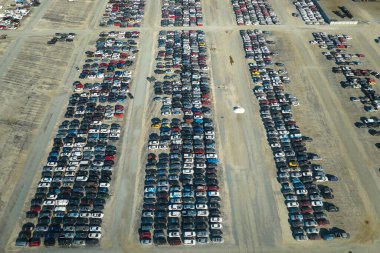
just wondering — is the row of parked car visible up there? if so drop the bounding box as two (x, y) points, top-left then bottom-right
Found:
(232, 0), (280, 25)
(311, 32), (380, 113)
(161, 0), (203, 27)
(15, 31), (140, 248)
(139, 30), (223, 246)
(47, 33), (76, 45)
(293, 0), (326, 25)
(240, 29), (346, 241)
(100, 0), (145, 27)
(0, 0), (39, 30)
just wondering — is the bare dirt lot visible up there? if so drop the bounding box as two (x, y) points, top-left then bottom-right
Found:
(0, 0), (379, 253)
(0, 36), (13, 56)
(36, 0), (98, 30)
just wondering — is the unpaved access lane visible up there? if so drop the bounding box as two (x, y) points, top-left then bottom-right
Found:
(207, 30), (285, 251)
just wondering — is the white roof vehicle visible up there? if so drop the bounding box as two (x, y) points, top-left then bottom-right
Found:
(88, 233), (102, 239)
(210, 223), (223, 229)
(183, 239), (196, 245)
(168, 231), (180, 238)
(90, 226), (101, 232)
(233, 106), (245, 114)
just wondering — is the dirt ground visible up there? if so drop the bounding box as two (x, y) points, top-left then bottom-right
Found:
(0, 36), (12, 56)
(36, 0), (98, 30)
(0, 36), (76, 214)
(0, 0), (380, 253)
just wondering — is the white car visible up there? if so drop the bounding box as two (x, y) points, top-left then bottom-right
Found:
(90, 226), (101, 232)
(286, 201), (299, 208)
(285, 195), (297, 201)
(210, 217), (223, 223)
(296, 189), (308, 195)
(168, 211), (181, 217)
(43, 200), (55, 206)
(210, 223), (223, 229)
(88, 233), (101, 239)
(197, 210), (209, 217)
(91, 213), (104, 218)
(168, 232), (180, 238)
(80, 213), (91, 218)
(168, 204), (183, 211)
(311, 200), (323, 207)
(183, 231), (196, 237)
(99, 183), (110, 188)
(207, 191), (219, 197)
(183, 239), (196, 245)
(46, 194), (58, 200)
(196, 204), (208, 210)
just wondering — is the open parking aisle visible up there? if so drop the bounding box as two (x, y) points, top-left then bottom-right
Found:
(138, 30), (223, 246)
(15, 30), (141, 248)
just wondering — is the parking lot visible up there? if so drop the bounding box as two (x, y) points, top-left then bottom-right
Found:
(100, 0), (145, 28)
(241, 28), (351, 241)
(136, 30), (224, 246)
(12, 30), (140, 247)
(232, 0), (280, 25)
(292, 0), (326, 25)
(161, 0), (203, 27)
(272, 28), (380, 243)
(0, 0), (380, 253)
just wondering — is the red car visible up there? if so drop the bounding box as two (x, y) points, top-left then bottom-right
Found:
(196, 185), (207, 192)
(300, 206), (314, 214)
(29, 238), (41, 247)
(194, 149), (205, 154)
(105, 155), (115, 161)
(208, 185), (219, 191)
(139, 231), (151, 240)
(317, 219), (330, 226)
(299, 201), (311, 207)
(30, 205), (41, 212)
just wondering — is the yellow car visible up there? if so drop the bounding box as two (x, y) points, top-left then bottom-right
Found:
(151, 123), (160, 129)
(368, 80), (376, 85)
(288, 161), (299, 167)
(199, 42), (206, 46)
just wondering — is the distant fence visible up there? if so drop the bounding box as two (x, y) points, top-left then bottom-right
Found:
(329, 20), (359, 25)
